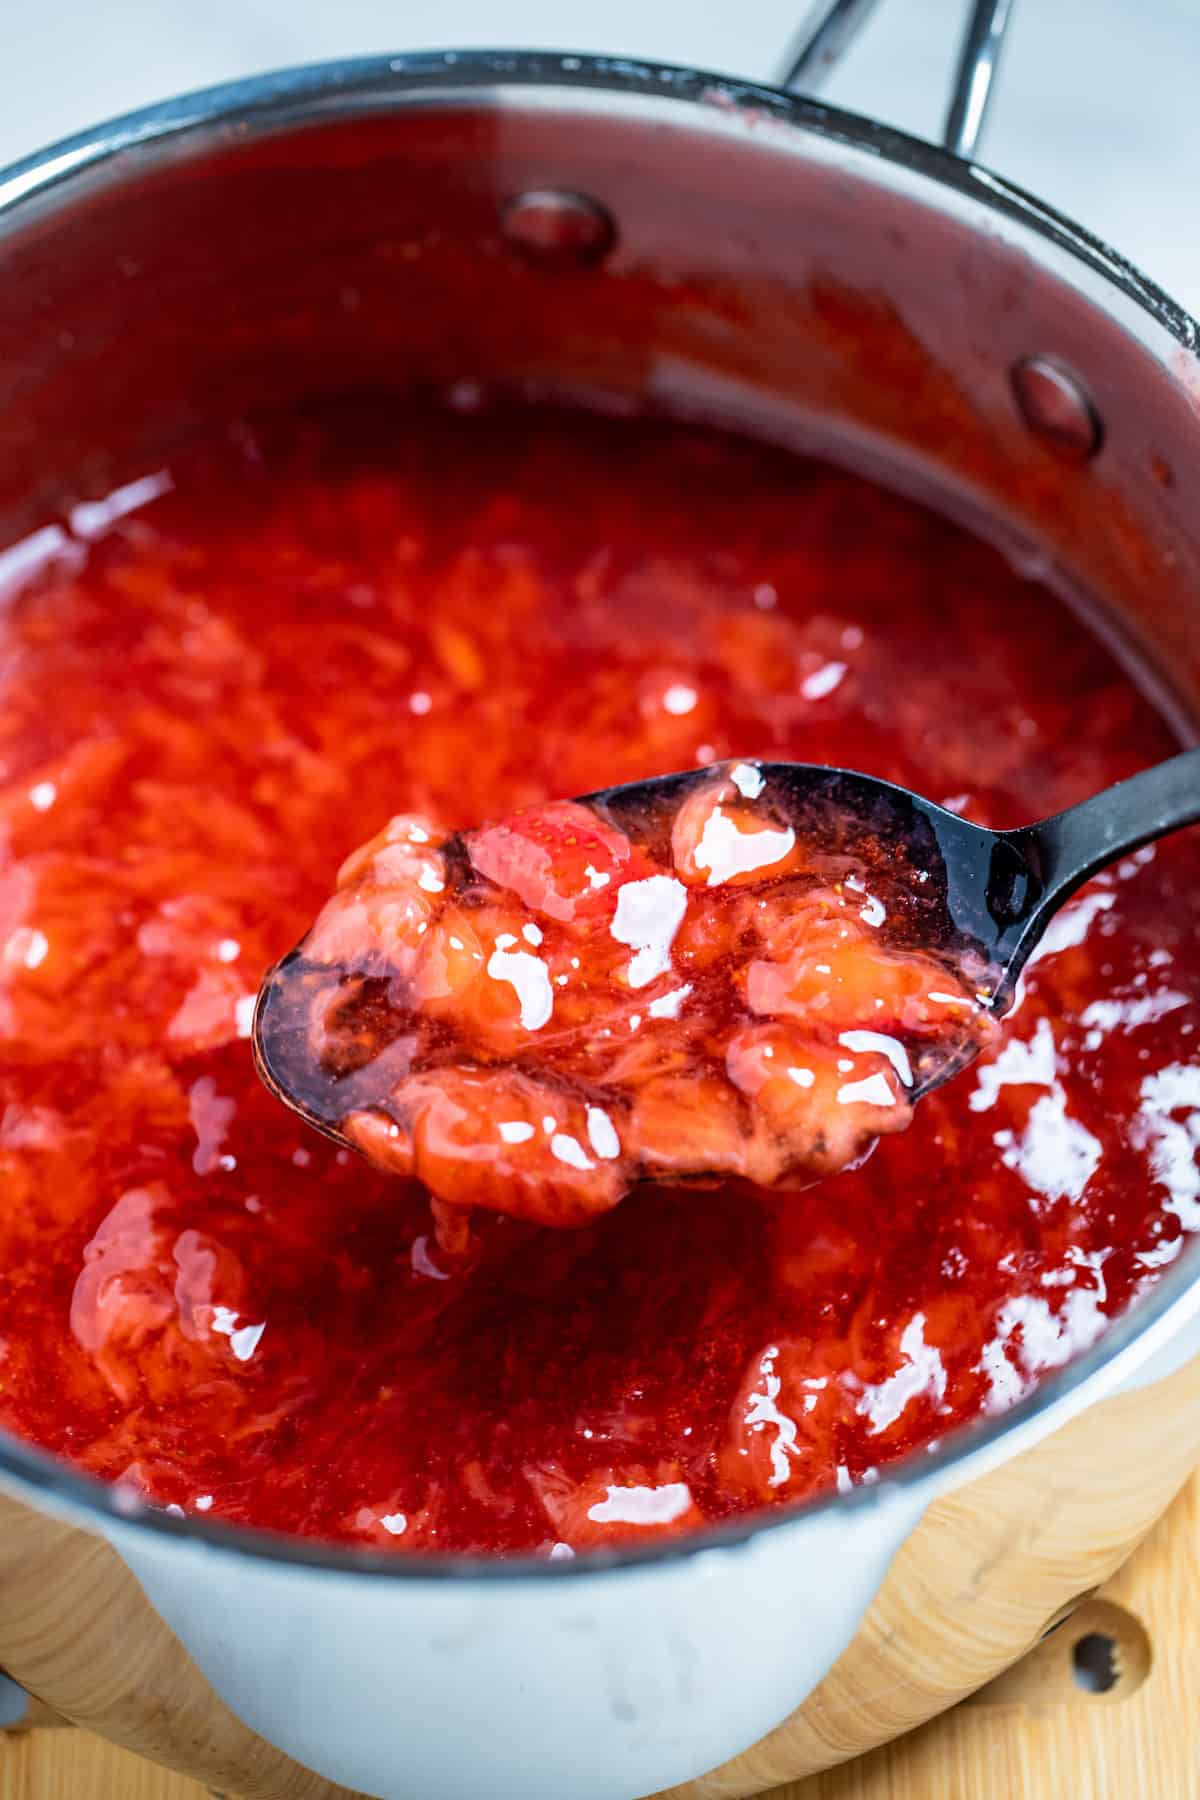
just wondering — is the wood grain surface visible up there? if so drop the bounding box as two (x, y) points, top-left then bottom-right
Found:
(1, 1470), (1196, 1800)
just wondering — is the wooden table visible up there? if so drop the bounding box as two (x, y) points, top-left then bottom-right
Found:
(2, 1473), (1196, 1800)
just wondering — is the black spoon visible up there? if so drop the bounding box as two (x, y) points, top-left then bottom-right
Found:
(254, 748), (1200, 1140)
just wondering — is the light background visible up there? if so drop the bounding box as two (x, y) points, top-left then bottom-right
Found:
(5, 1), (1199, 312)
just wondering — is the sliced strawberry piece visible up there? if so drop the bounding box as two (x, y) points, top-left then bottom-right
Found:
(467, 801), (647, 924)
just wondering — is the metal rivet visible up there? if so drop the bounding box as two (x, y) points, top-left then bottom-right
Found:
(1011, 356), (1103, 462)
(501, 190), (616, 266)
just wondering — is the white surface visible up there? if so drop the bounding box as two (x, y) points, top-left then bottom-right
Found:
(4, 2), (1199, 313)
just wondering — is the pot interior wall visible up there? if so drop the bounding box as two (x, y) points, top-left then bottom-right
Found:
(1, 87), (1198, 701)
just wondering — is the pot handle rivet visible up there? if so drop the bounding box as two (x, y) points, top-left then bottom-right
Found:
(501, 190), (616, 265)
(1011, 356), (1104, 462)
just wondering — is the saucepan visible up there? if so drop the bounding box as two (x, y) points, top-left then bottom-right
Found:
(1, 6), (1199, 1798)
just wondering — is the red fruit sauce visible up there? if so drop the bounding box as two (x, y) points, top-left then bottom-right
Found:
(0, 403), (1197, 1557)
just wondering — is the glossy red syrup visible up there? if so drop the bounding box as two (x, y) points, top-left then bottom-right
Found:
(0, 405), (1197, 1557)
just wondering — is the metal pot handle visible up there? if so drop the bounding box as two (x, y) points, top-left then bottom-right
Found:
(778, 0), (1015, 161)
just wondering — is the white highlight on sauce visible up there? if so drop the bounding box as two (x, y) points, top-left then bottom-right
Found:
(586, 1107), (621, 1161)
(1132, 1062), (1200, 1232)
(647, 984), (692, 1020)
(969, 1017), (1057, 1112)
(67, 469), (174, 540)
(586, 1482), (693, 1526)
(980, 1284), (1108, 1412)
(549, 1133), (593, 1171)
(1079, 988), (1188, 1050)
(859, 1313), (946, 1433)
(837, 1072), (897, 1108)
(610, 875), (688, 988)
(230, 1323), (265, 1362)
(729, 761), (765, 799)
(211, 1307), (266, 1363)
(800, 660), (847, 701)
(411, 1235), (451, 1281)
(839, 1030), (913, 1087)
(742, 1345), (801, 1487)
(692, 808), (796, 886)
(3, 927), (48, 971)
(993, 1090), (1103, 1205)
(486, 944), (554, 1029)
(0, 524), (82, 599)
(498, 1120), (535, 1145)
(1027, 890), (1115, 965)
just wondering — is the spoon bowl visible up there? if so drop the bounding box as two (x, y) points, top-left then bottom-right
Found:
(254, 749), (1200, 1210)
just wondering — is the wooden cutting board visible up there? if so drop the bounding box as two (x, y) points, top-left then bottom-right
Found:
(2, 1471), (1197, 1800)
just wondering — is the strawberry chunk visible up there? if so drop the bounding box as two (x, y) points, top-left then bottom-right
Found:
(335, 814), (448, 889)
(304, 876), (439, 974)
(726, 1024), (911, 1180)
(745, 916), (978, 1038)
(411, 905), (559, 1057)
(671, 776), (802, 888)
(627, 1073), (750, 1180)
(305, 814), (447, 973)
(350, 1068), (629, 1232)
(341, 1107), (416, 1179)
(466, 801), (647, 924)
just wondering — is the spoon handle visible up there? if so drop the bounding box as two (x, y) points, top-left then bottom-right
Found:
(1009, 746), (1200, 934)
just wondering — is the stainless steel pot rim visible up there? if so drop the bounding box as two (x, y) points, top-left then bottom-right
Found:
(0, 48), (1197, 1585)
(3, 46), (1197, 356)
